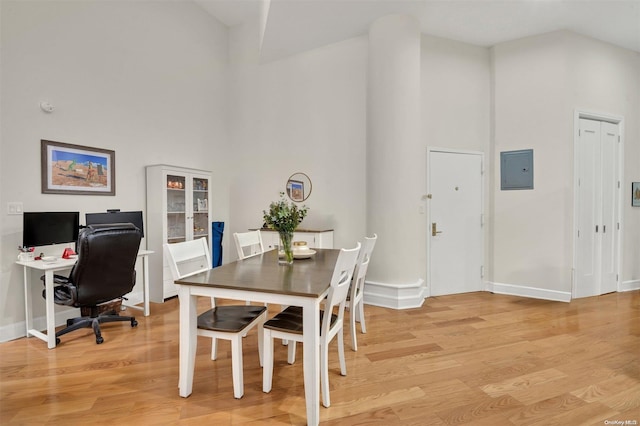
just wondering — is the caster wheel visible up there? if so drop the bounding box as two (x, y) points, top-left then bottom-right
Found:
(56, 338), (61, 345)
(131, 319), (138, 327)
(96, 336), (104, 344)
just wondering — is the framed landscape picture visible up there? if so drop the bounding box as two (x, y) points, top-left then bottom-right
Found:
(287, 179), (304, 202)
(41, 140), (115, 195)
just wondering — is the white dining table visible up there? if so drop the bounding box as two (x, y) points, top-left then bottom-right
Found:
(174, 248), (339, 426)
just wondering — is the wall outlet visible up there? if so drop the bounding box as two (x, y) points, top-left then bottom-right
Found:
(8, 202), (23, 215)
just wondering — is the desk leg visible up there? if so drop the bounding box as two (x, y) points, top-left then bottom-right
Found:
(178, 285), (197, 397)
(43, 270), (57, 349)
(302, 299), (321, 426)
(23, 266), (33, 338)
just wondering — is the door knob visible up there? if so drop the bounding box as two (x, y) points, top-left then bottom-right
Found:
(432, 223), (443, 237)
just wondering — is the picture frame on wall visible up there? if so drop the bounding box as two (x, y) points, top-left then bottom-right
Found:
(633, 182), (640, 207)
(287, 180), (304, 202)
(41, 140), (115, 195)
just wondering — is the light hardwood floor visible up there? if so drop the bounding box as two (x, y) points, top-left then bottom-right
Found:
(1, 291), (638, 425)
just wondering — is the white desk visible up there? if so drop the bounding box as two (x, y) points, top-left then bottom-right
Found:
(17, 249), (153, 349)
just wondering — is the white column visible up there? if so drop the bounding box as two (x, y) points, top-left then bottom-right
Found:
(367, 15), (423, 285)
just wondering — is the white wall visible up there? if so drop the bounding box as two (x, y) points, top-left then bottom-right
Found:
(492, 32), (571, 294)
(367, 15), (422, 287)
(0, 0), (229, 334)
(226, 22), (368, 253)
(491, 31), (640, 297)
(421, 35), (491, 153)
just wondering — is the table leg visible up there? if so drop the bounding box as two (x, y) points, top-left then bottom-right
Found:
(178, 285), (197, 397)
(302, 298), (321, 426)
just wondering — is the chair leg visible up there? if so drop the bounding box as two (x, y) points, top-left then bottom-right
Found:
(338, 327), (347, 376)
(91, 318), (104, 344)
(321, 341), (330, 408)
(210, 338), (218, 361)
(281, 305), (288, 346)
(287, 341), (297, 364)
(262, 329), (274, 393)
(55, 317), (93, 339)
(257, 321), (264, 368)
(230, 336), (244, 399)
(350, 311), (358, 352)
(358, 300), (367, 333)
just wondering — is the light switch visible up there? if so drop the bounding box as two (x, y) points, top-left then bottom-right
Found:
(8, 202), (23, 215)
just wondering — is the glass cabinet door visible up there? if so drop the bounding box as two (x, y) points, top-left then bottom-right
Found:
(167, 174), (186, 243)
(192, 176), (209, 245)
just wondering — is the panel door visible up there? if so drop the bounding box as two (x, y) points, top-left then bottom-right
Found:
(428, 150), (483, 296)
(575, 119), (619, 298)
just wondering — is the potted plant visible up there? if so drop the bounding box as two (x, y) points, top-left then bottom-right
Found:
(263, 192), (309, 264)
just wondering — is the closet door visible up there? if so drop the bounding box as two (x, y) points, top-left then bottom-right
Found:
(575, 119), (619, 298)
(599, 121), (619, 294)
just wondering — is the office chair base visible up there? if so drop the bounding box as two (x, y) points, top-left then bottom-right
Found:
(55, 313), (137, 346)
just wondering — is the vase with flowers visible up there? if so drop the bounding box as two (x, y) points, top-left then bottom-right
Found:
(263, 192), (309, 265)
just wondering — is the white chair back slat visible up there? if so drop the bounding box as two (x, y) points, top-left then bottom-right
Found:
(233, 230), (265, 260)
(164, 237), (211, 280)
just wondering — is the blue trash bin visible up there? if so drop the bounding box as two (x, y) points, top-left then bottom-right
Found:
(211, 221), (224, 267)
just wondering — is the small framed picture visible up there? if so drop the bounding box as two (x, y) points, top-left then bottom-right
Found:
(632, 182), (640, 207)
(287, 180), (304, 202)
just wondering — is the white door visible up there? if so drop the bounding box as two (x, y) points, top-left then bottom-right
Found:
(428, 150), (483, 296)
(575, 118), (620, 298)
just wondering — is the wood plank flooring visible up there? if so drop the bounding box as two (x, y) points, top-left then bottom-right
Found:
(1, 291), (638, 425)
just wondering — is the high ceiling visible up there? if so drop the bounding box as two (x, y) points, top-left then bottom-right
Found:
(195, 0), (640, 62)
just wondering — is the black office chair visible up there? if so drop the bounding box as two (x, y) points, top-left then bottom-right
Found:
(42, 223), (142, 345)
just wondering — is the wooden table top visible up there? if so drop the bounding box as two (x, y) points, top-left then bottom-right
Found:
(175, 248), (339, 298)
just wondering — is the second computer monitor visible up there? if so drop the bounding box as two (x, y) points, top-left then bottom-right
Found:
(85, 210), (144, 237)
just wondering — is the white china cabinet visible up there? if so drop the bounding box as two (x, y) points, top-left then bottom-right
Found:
(146, 165), (212, 302)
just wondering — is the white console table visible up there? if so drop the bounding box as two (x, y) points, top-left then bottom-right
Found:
(257, 228), (334, 250)
(16, 249), (153, 349)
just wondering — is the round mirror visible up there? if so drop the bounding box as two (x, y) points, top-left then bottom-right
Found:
(286, 172), (312, 202)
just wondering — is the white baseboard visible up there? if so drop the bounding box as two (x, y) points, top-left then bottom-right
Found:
(363, 278), (427, 309)
(620, 279), (640, 292)
(0, 308), (79, 343)
(486, 281), (572, 302)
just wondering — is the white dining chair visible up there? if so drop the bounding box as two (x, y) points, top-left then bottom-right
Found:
(233, 230), (268, 306)
(347, 233), (377, 351)
(262, 243), (361, 408)
(164, 237), (267, 399)
(233, 230), (265, 260)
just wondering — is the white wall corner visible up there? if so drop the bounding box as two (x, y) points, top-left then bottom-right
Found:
(363, 278), (427, 309)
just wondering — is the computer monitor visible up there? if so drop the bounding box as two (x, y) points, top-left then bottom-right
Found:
(85, 210), (144, 237)
(23, 211), (80, 248)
